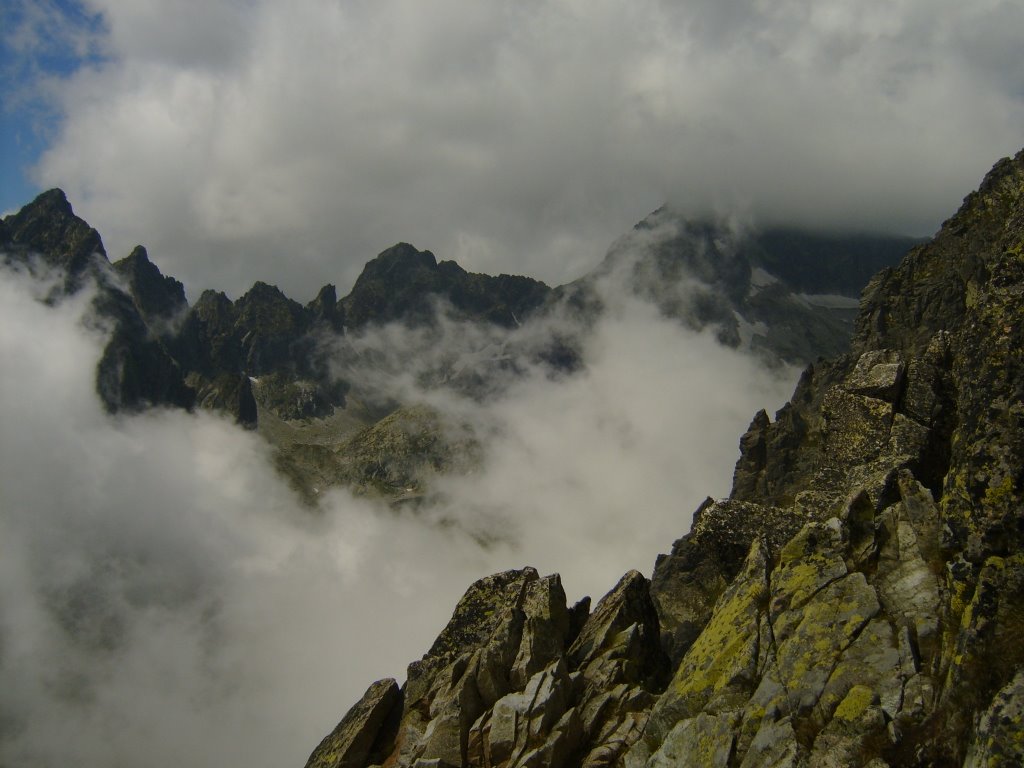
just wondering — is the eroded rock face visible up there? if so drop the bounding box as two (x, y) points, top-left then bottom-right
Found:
(310, 568), (668, 768)
(304, 679), (402, 768)
(1, 190), (195, 413)
(306, 149), (1024, 767)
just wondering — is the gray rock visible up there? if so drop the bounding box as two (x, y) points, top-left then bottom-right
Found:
(844, 349), (905, 401)
(737, 715), (800, 768)
(567, 570), (666, 688)
(645, 712), (738, 767)
(486, 660), (571, 767)
(303, 678), (402, 768)
(510, 574), (571, 689)
(821, 388), (895, 468)
(815, 619), (902, 726)
(872, 502), (942, 660)
(963, 668), (1024, 767)
(406, 568), (539, 708)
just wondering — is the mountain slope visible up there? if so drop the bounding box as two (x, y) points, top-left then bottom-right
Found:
(0, 190), (195, 413)
(1, 193), (913, 504)
(562, 210), (922, 365)
(302, 149), (1024, 767)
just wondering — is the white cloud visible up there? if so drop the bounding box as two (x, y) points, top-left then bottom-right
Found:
(426, 296), (797, 593)
(18, 0), (1022, 300)
(0, 267), (499, 766)
(0, 257), (796, 766)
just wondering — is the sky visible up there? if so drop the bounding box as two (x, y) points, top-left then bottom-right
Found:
(2, 0), (1023, 300)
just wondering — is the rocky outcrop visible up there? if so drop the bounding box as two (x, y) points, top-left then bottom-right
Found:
(0, 188), (106, 291)
(112, 245), (188, 328)
(302, 568), (669, 768)
(341, 243), (551, 330)
(1, 190), (195, 413)
(306, 679), (403, 768)
(307, 149), (1024, 766)
(559, 211), (917, 365)
(272, 404), (480, 503)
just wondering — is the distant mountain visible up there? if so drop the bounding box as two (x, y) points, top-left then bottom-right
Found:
(561, 208), (922, 364)
(0, 189), (195, 413)
(299, 149), (1024, 768)
(341, 242), (551, 329)
(1, 190), (915, 503)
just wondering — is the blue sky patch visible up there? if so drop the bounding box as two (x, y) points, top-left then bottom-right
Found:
(1, 0), (108, 213)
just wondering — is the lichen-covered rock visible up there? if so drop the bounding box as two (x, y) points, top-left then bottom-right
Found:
(821, 388), (896, 468)
(567, 571), (667, 690)
(934, 554), (1024, 761)
(645, 711), (738, 767)
(964, 669), (1024, 767)
(641, 541), (769, 753)
(302, 149), (1024, 768)
(844, 349), (905, 401)
(650, 499), (805, 663)
(736, 715), (799, 768)
(304, 678), (402, 768)
(808, 695), (888, 768)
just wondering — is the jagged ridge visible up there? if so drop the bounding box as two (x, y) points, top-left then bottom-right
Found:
(1, 191), (913, 505)
(303, 149), (1024, 767)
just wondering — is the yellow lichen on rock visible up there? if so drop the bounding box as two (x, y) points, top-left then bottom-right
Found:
(833, 685), (876, 722)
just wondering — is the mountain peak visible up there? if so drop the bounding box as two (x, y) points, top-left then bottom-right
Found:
(113, 245), (187, 322)
(2, 187), (106, 288)
(340, 242), (550, 329)
(855, 148), (1024, 356)
(307, 284), (343, 330)
(29, 188), (74, 216)
(119, 244), (153, 266)
(361, 242), (438, 279)
(310, 283), (337, 306)
(240, 280), (292, 303)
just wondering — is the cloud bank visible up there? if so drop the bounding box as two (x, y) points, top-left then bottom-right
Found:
(12, 0), (1024, 298)
(0, 258), (795, 767)
(0, 266), (498, 766)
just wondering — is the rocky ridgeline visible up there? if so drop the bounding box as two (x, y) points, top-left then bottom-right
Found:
(0, 199), (553, 499)
(0, 192), (552, 423)
(0, 188), (911, 504)
(303, 150), (1024, 767)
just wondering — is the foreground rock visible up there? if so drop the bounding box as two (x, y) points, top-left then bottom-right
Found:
(306, 149), (1024, 766)
(303, 568), (668, 768)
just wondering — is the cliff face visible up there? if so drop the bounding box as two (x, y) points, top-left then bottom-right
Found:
(0, 190), (196, 413)
(558, 212), (920, 366)
(304, 149), (1024, 768)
